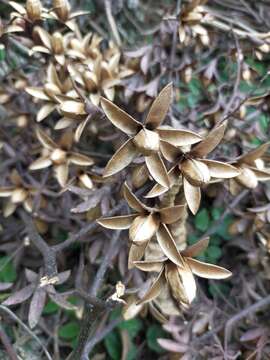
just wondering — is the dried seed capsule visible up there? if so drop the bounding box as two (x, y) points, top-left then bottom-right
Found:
(44, 83), (61, 98)
(131, 164), (148, 188)
(50, 148), (67, 164)
(132, 129), (160, 156)
(26, 0), (42, 21)
(235, 167), (258, 189)
(11, 188), (28, 204)
(165, 261), (196, 306)
(53, 0), (70, 21)
(181, 159), (210, 186)
(51, 33), (64, 54)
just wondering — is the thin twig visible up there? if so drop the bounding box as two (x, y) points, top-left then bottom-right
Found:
(90, 230), (120, 296)
(0, 305), (53, 360)
(220, 71), (270, 123)
(52, 199), (125, 252)
(169, 0), (181, 82)
(220, 34), (243, 123)
(20, 212), (58, 277)
(123, 6), (161, 36)
(224, 295), (270, 358)
(82, 317), (122, 359)
(200, 189), (249, 239)
(68, 231), (121, 360)
(104, 0), (122, 47)
(0, 325), (18, 360)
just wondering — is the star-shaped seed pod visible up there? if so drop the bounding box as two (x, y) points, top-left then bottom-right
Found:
(30, 27), (72, 65)
(73, 170), (95, 190)
(97, 183), (186, 267)
(8, 0), (47, 28)
(179, 0), (212, 46)
(48, 0), (89, 32)
(148, 122), (240, 214)
(25, 63), (76, 122)
(134, 237), (231, 306)
(101, 83), (202, 187)
(66, 54), (132, 106)
(54, 70), (105, 142)
(29, 127), (94, 187)
(67, 32), (102, 61)
(230, 142), (270, 190)
(0, 169), (46, 217)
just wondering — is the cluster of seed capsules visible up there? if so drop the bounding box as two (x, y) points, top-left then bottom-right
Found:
(95, 82), (270, 318)
(0, 0), (270, 320)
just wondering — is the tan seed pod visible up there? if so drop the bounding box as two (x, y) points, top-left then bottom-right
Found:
(122, 296), (143, 320)
(86, 205), (101, 221)
(132, 129), (160, 156)
(50, 148), (67, 164)
(131, 164), (149, 188)
(181, 159), (210, 186)
(136, 94), (151, 113)
(235, 167), (258, 189)
(26, 0), (42, 21)
(129, 214), (159, 243)
(17, 115), (28, 128)
(258, 43), (270, 53)
(53, 0), (70, 21)
(165, 261), (196, 306)
(82, 71), (98, 92)
(79, 173), (93, 189)
(242, 68), (251, 82)
(44, 83), (61, 98)
(51, 33), (64, 54)
(11, 188), (28, 204)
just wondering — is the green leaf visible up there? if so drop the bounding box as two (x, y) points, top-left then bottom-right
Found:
(195, 208), (210, 232)
(104, 330), (121, 360)
(108, 307), (122, 323)
(239, 81), (255, 93)
(178, 96), (189, 112)
(84, 0), (96, 12)
(211, 207), (223, 221)
(246, 57), (267, 76)
(196, 254), (206, 262)
(210, 235), (222, 246)
(216, 215), (233, 240)
(56, 230), (68, 242)
(58, 322), (80, 340)
(127, 342), (137, 360)
(206, 245), (222, 263)
(258, 114), (269, 133)
(0, 257), (16, 283)
(250, 138), (263, 146)
(146, 325), (166, 353)
(217, 57), (236, 82)
(209, 283), (231, 298)
(43, 300), (59, 315)
(188, 78), (203, 97)
(0, 44), (5, 62)
(187, 94), (201, 108)
(207, 84), (216, 94)
(118, 318), (143, 339)
(187, 234), (199, 246)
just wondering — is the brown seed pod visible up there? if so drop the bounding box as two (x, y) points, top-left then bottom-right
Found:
(26, 0), (42, 21)
(53, 0), (70, 21)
